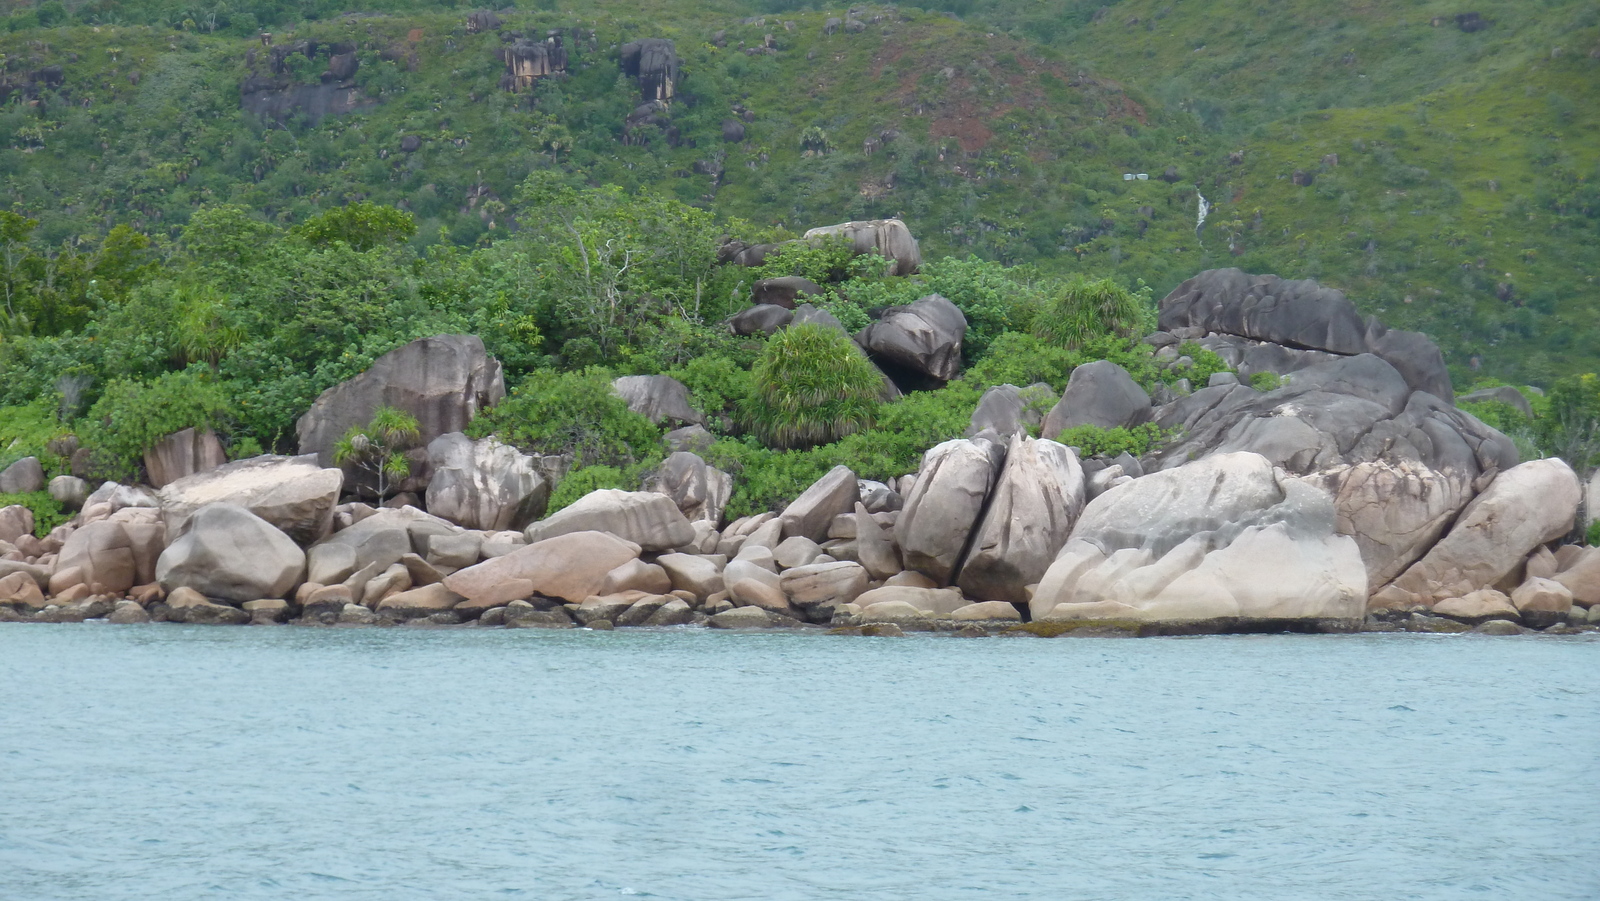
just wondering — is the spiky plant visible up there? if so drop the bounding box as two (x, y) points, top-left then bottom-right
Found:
(333, 406), (422, 502)
(745, 323), (882, 449)
(1031, 276), (1152, 350)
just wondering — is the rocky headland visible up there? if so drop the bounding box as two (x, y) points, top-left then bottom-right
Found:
(1, 267), (1594, 638)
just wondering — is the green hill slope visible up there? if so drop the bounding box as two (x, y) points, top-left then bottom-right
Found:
(0, 0), (1594, 386)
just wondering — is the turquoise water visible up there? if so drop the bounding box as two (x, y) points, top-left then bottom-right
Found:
(1, 625), (1596, 900)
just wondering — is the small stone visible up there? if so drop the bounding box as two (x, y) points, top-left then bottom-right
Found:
(860, 622), (905, 637)
(710, 606), (776, 629)
(588, 619), (614, 630)
(1475, 619), (1524, 636)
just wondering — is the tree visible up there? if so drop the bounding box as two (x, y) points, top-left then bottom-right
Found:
(293, 202), (417, 252)
(333, 407), (422, 502)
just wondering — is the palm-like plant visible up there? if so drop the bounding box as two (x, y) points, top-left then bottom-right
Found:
(333, 406), (422, 502)
(1031, 276), (1152, 350)
(745, 323), (881, 449)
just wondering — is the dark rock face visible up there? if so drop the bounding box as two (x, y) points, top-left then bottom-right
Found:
(240, 77), (373, 125)
(1147, 352), (1517, 589)
(1458, 385), (1532, 417)
(502, 35), (566, 91)
(1292, 169), (1314, 186)
(1158, 268), (1453, 400)
(620, 38), (679, 102)
(1039, 361), (1152, 439)
(399, 134), (421, 153)
(859, 294), (967, 387)
(729, 304), (793, 336)
(721, 119), (746, 142)
(296, 335), (506, 477)
(752, 276), (822, 309)
(1456, 12), (1486, 32)
(465, 10), (502, 33)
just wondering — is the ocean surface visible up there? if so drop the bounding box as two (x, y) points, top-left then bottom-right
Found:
(1, 625), (1595, 901)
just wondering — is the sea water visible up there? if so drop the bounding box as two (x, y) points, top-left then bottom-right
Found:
(1, 625), (1595, 900)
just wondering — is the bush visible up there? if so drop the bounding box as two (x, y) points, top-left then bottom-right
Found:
(1052, 422), (1166, 457)
(744, 324), (883, 449)
(664, 354), (752, 428)
(1033, 276), (1154, 350)
(0, 399), (69, 474)
(0, 490), (70, 537)
(78, 369), (231, 480)
(1172, 342), (1233, 387)
(546, 464), (630, 514)
(965, 332), (1082, 391)
(1248, 370), (1284, 392)
(467, 368), (662, 468)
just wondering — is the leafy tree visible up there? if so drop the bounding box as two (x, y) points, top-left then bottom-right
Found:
(745, 323), (882, 449)
(293, 202), (418, 252)
(1052, 422), (1166, 457)
(1538, 373), (1600, 474)
(333, 407), (422, 503)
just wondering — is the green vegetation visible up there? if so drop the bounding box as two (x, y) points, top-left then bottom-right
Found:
(0, 490), (71, 538)
(333, 406), (421, 502)
(0, 0), (1592, 500)
(744, 323), (882, 449)
(1051, 423), (1165, 457)
(1249, 371), (1284, 392)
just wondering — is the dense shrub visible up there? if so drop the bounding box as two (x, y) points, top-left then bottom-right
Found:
(744, 324), (883, 449)
(0, 490), (70, 537)
(467, 368), (662, 468)
(1032, 276), (1155, 350)
(79, 369), (232, 480)
(546, 464), (631, 514)
(1052, 422), (1166, 457)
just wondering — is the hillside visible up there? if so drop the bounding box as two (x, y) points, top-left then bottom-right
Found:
(0, 0), (1593, 387)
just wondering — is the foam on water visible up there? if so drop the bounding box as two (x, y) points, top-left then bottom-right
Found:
(1, 626), (1596, 900)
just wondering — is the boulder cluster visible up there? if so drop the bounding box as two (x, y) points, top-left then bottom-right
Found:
(2, 269), (1595, 637)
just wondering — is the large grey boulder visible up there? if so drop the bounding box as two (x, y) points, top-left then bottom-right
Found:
(648, 452), (732, 525)
(967, 384), (1056, 440)
(306, 507), (455, 585)
(752, 276), (823, 309)
(144, 428), (226, 489)
(1378, 458), (1581, 607)
(620, 38), (679, 102)
(859, 294), (967, 384)
(1159, 268), (1452, 400)
(159, 455), (344, 546)
(1031, 452), (1367, 626)
(1039, 361), (1151, 440)
(611, 375), (704, 427)
(424, 432), (548, 531)
(156, 503), (306, 602)
(0, 456), (45, 494)
(802, 219), (921, 276)
(48, 475), (88, 510)
(895, 436), (1005, 584)
(1150, 353), (1518, 590)
(779, 465), (858, 543)
(730, 304), (793, 336)
(295, 335), (505, 472)
(958, 434), (1086, 604)
(524, 489), (695, 552)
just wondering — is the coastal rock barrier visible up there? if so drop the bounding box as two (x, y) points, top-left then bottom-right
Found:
(1, 269), (1595, 637)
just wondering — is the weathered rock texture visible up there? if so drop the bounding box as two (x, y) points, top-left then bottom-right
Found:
(620, 38), (678, 101)
(156, 503), (306, 602)
(524, 489), (694, 552)
(1040, 361), (1151, 439)
(612, 375), (704, 426)
(1159, 268), (1452, 399)
(648, 452), (733, 525)
(445, 530), (640, 605)
(1381, 458), (1581, 606)
(159, 455), (344, 546)
(1032, 453), (1367, 625)
(895, 436), (1005, 584)
(859, 294), (967, 386)
(144, 428), (227, 489)
(424, 432), (547, 531)
(1150, 352), (1516, 590)
(958, 434), (1086, 604)
(802, 219), (921, 276)
(296, 335), (505, 474)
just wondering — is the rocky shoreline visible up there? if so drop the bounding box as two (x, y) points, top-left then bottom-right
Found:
(2, 267), (1597, 638)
